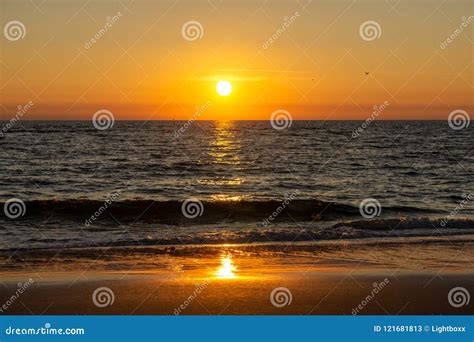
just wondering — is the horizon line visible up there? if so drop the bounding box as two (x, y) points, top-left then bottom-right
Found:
(0, 119), (452, 122)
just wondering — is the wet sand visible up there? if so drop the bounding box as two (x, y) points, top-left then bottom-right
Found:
(0, 238), (473, 315)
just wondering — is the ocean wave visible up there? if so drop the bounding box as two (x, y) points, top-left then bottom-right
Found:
(0, 199), (445, 225)
(333, 217), (474, 230)
(1, 216), (472, 252)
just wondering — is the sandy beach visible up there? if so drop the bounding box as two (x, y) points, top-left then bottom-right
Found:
(1, 236), (473, 315)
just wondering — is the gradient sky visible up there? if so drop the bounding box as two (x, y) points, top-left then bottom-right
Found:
(1, 0), (472, 120)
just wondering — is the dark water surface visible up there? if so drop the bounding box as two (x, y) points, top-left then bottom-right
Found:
(0, 121), (472, 250)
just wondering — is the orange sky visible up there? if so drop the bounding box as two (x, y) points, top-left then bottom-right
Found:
(1, 0), (472, 120)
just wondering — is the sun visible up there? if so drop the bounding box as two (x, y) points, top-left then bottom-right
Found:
(216, 80), (232, 96)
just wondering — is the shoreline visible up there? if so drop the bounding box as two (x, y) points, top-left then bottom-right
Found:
(2, 232), (473, 253)
(1, 237), (473, 315)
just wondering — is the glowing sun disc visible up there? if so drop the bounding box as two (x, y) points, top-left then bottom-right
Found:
(216, 80), (232, 96)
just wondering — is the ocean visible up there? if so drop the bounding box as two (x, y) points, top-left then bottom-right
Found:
(0, 120), (473, 251)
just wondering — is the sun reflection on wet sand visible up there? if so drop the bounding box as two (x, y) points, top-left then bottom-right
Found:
(215, 253), (237, 279)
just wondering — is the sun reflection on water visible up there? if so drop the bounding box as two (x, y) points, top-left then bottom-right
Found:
(206, 120), (246, 202)
(209, 120), (240, 166)
(210, 194), (244, 201)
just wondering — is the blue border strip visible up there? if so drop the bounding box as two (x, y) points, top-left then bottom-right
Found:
(0, 316), (473, 342)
